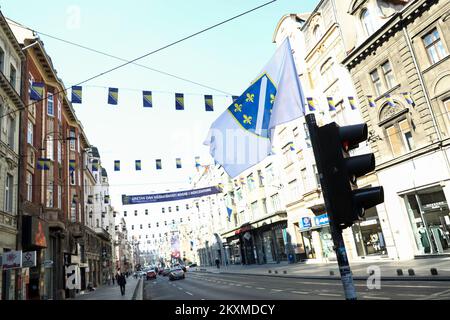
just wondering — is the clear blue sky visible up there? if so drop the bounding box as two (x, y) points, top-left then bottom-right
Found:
(1, 0), (317, 222)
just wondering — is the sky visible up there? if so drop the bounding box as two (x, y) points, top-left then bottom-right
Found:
(1, 0), (317, 244)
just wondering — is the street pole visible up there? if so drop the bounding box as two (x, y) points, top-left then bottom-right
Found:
(306, 114), (357, 300)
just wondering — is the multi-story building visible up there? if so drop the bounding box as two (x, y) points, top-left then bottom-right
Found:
(0, 11), (24, 300)
(114, 217), (132, 273)
(342, 0), (450, 259)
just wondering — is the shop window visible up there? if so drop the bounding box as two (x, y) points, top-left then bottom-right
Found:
(422, 28), (447, 65)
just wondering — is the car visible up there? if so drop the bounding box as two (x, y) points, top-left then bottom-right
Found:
(158, 269), (164, 275)
(188, 263), (197, 268)
(146, 269), (157, 280)
(162, 268), (171, 276)
(168, 268), (185, 281)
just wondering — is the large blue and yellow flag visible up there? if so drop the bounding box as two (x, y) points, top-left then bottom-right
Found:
(69, 160), (76, 172)
(30, 82), (45, 101)
(108, 88), (119, 105)
(403, 92), (414, 106)
(156, 159), (162, 170)
(143, 91), (153, 108)
(205, 95), (214, 112)
(176, 158), (182, 169)
(385, 94), (395, 107)
(175, 93), (184, 110)
(204, 38), (305, 178)
(114, 160), (120, 171)
(368, 96), (376, 108)
(307, 97), (315, 112)
(327, 97), (336, 111)
(72, 86), (82, 104)
(37, 158), (51, 171)
(135, 160), (142, 171)
(348, 96), (357, 110)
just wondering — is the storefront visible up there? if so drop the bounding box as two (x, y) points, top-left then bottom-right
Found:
(298, 214), (335, 261)
(404, 186), (450, 255)
(351, 207), (387, 257)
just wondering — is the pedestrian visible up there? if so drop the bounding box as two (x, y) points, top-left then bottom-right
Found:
(107, 273), (111, 286)
(215, 258), (220, 269)
(117, 271), (127, 296)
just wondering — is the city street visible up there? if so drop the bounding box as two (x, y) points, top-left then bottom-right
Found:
(143, 272), (450, 300)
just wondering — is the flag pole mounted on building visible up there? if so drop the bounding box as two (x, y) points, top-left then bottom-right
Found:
(305, 113), (384, 300)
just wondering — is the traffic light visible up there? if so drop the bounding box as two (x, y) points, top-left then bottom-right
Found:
(307, 115), (384, 230)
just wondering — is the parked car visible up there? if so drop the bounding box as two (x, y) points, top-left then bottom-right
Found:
(169, 268), (185, 281)
(146, 269), (157, 280)
(158, 269), (164, 275)
(162, 268), (171, 276)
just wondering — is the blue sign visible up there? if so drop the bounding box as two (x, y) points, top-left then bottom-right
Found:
(314, 214), (329, 227)
(122, 186), (222, 205)
(300, 217), (312, 229)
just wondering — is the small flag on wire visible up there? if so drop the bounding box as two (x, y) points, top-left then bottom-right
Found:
(135, 160), (142, 171)
(175, 93), (184, 110)
(176, 158), (182, 169)
(218, 183), (224, 190)
(402, 92), (414, 106)
(114, 160), (120, 171)
(108, 88), (119, 105)
(385, 94), (395, 107)
(71, 86), (82, 104)
(143, 91), (153, 108)
(227, 207), (233, 221)
(327, 97), (336, 111)
(232, 96), (239, 102)
(289, 142), (295, 152)
(239, 177), (245, 185)
(156, 159), (162, 170)
(234, 180), (239, 187)
(30, 82), (45, 101)
(195, 156), (201, 168)
(92, 160), (99, 172)
(307, 97), (316, 111)
(69, 160), (76, 172)
(205, 95), (214, 112)
(368, 96), (376, 108)
(348, 96), (357, 110)
(37, 158), (51, 170)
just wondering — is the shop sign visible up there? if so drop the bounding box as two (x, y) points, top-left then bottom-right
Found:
(422, 201), (447, 211)
(314, 214), (329, 227)
(235, 225), (252, 235)
(22, 216), (49, 248)
(43, 260), (53, 268)
(22, 251), (37, 268)
(2, 250), (22, 270)
(300, 217), (312, 229)
(66, 265), (81, 290)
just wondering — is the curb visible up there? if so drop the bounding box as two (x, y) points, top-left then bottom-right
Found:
(132, 278), (143, 300)
(192, 270), (450, 282)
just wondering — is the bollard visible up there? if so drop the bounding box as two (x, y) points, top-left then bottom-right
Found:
(330, 271), (335, 276)
(430, 268), (438, 276)
(274, 270), (278, 274)
(268, 270), (272, 274)
(408, 269), (415, 276)
(396, 269), (403, 276)
(283, 270), (287, 275)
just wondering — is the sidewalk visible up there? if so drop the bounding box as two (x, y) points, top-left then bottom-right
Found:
(73, 277), (142, 300)
(193, 257), (450, 280)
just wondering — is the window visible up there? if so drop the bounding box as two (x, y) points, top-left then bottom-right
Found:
(148, 223), (151, 228)
(271, 193), (281, 212)
(300, 168), (307, 189)
(247, 174), (256, 191)
(47, 93), (54, 116)
(370, 69), (383, 96)
(313, 25), (323, 42)
(145, 209), (149, 215)
(9, 64), (16, 88)
(176, 206), (179, 212)
(303, 123), (311, 148)
(5, 174), (13, 213)
(251, 201), (258, 219)
(0, 47), (4, 73)
(262, 198), (268, 215)
(8, 117), (15, 149)
(57, 141), (62, 164)
(313, 164), (321, 187)
(162, 207), (165, 213)
(57, 98), (62, 122)
(168, 207), (172, 213)
(46, 182), (54, 208)
(399, 119), (415, 151)
(381, 61), (396, 90)
(423, 28), (447, 64)
(140, 224), (143, 230)
(27, 122), (34, 144)
(288, 180), (300, 202)
(265, 164), (274, 184)
(361, 9), (376, 36)
(70, 170), (75, 185)
(57, 185), (62, 209)
(385, 119), (416, 157)
(26, 172), (33, 202)
(186, 204), (189, 210)
(320, 59), (335, 86)
(69, 129), (76, 151)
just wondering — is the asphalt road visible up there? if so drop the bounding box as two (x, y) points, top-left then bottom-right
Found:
(144, 271), (450, 300)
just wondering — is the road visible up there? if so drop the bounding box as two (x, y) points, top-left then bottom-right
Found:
(144, 271), (450, 300)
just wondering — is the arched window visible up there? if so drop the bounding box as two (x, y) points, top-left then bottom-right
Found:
(313, 25), (322, 41)
(361, 9), (376, 36)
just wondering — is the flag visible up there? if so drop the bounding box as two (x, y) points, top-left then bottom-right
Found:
(30, 82), (44, 101)
(156, 159), (162, 170)
(232, 96), (239, 102)
(385, 94), (395, 107)
(71, 86), (82, 104)
(195, 156), (201, 168)
(348, 96), (357, 110)
(239, 177), (245, 185)
(368, 96), (376, 108)
(135, 160), (142, 171)
(403, 92), (414, 106)
(327, 97), (336, 111)
(69, 160), (76, 172)
(205, 95), (214, 112)
(108, 88), (119, 105)
(37, 158), (50, 170)
(218, 183), (224, 190)
(143, 91), (153, 108)
(175, 93), (184, 110)
(204, 38), (305, 178)
(114, 160), (120, 171)
(234, 180), (239, 187)
(176, 158), (182, 169)
(227, 207), (233, 221)
(92, 160), (99, 172)
(307, 97), (315, 112)
(289, 142), (295, 152)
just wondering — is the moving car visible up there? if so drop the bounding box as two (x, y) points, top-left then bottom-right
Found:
(146, 269), (157, 280)
(169, 268), (185, 281)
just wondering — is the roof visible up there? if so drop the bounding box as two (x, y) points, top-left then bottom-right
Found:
(0, 12), (26, 60)
(272, 13), (311, 43)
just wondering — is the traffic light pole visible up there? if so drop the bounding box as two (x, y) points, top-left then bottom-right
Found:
(306, 114), (357, 300)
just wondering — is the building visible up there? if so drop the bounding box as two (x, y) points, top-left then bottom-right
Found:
(0, 11), (25, 300)
(342, 0), (450, 259)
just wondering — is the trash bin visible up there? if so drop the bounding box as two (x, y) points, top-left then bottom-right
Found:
(288, 254), (295, 264)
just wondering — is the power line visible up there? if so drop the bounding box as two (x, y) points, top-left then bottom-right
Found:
(7, 20), (233, 96)
(1, 0), (276, 120)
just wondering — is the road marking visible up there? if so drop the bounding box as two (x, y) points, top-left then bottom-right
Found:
(256, 287), (265, 290)
(178, 287), (183, 290)
(318, 293), (342, 297)
(234, 284), (242, 287)
(292, 291), (309, 295)
(400, 294), (426, 297)
(271, 289), (283, 292)
(362, 296), (391, 300)
(186, 292), (193, 296)
(245, 286), (253, 289)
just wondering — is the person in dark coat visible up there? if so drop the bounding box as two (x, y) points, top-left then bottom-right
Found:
(117, 272), (127, 296)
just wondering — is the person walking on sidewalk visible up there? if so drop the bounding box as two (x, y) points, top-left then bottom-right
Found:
(215, 258), (220, 269)
(117, 271), (127, 296)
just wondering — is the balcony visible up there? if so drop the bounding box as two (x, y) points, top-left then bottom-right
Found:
(44, 209), (65, 230)
(69, 222), (84, 238)
(95, 227), (111, 241)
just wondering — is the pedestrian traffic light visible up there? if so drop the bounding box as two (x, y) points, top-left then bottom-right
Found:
(307, 115), (384, 230)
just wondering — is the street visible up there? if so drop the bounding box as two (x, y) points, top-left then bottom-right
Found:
(143, 271), (450, 300)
